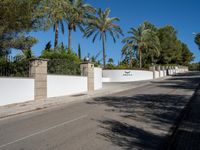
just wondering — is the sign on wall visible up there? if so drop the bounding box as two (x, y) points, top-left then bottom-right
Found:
(123, 71), (133, 76)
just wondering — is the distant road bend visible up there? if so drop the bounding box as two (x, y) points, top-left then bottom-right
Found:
(0, 72), (199, 150)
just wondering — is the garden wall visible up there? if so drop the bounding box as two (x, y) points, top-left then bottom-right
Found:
(0, 77), (34, 106)
(160, 70), (167, 77)
(94, 67), (102, 90)
(155, 71), (159, 78)
(103, 70), (154, 82)
(47, 75), (87, 98)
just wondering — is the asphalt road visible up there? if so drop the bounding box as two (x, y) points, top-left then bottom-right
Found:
(0, 72), (200, 150)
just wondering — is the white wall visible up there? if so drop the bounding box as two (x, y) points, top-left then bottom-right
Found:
(155, 71), (159, 78)
(0, 78), (34, 106)
(168, 69), (172, 75)
(103, 70), (153, 82)
(94, 67), (102, 90)
(102, 77), (111, 82)
(160, 71), (164, 77)
(47, 75), (87, 98)
(169, 69), (174, 75)
(164, 70), (167, 76)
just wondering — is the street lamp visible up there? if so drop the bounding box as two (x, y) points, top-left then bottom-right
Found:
(83, 57), (90, 62)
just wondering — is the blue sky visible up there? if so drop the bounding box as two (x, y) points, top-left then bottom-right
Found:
(30, 0), (200, 64)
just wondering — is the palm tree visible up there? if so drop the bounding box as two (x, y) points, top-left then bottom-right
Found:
(195, 33), (200, 50)
(122, 23), (160, 68)
(121, 40), (137, 68)
(37, 0), (69, 49)
(108, 58), (114, 64)
(84, 8), (123, 68)
(65, 0), (95, 50)
(146, 31), (161, 64)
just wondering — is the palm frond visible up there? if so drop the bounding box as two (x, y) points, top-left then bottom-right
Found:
(92, 32), (99, 43)
(60, 20), (65, 34)
(84, 8), (122, 43)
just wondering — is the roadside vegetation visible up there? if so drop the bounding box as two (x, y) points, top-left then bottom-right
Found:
(189, 63), (200, 71)
(195, 33), (200, 50)
(0, 0), (196, 74)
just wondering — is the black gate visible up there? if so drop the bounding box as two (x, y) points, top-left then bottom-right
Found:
(0, 56), (29, 77)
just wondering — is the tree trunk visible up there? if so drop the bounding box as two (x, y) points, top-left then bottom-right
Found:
(102, 33), (106, 68)
(54, 22), (59, 49)
(151, 55), (154, 65)
(130, 50), (133, 68)
(139, 49), (142, 69)
(78, 44), (81, 59)
(68, 25), (72, 50)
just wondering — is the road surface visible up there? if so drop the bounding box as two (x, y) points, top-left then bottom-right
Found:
(0, 72), (199, 150)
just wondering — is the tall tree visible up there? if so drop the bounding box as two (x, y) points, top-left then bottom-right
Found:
(78, 44), (81, 59)
(65, 0), (95, 50)
(181, 43), (194, 65)
(0, 0), (40, 56)
(121, 41), (136, 68)
(122, 22), (160, 68)
(108, 58), (114, 64)
(11, 35), (38, 53)
(195, 33), (200, 50)
(36, 0), (69, 48)
(84, 8), (123, 68)
(157, 26), (179, 64)
(44, 41), (52, 51)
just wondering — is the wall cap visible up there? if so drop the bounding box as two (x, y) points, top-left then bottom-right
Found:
(80, 62), (94, 65)
(30, 58), (49, 62)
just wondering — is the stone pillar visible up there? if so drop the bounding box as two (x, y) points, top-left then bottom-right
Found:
(80, 62), (94, 92)
(171, 66), (174, 75)
(177, 66), (180, 73)
(169, 66), (171, 74)
(173, 66), (176, 75)
(30, 59), (48, 100)
(166, 66), (169, 76)
(170, 66), (173, 75)
(161, 66), (165, 77)
(150, 66), (156, 79)
(167, 66), (170, 75)
(157, 65), (161, 78)
(163, 66), (166, 76)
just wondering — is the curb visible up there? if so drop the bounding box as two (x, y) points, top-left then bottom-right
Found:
(165, 83), (200, 150)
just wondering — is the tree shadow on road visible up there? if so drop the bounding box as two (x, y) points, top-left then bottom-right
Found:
(168, 89), (200, 150)
(152, 73), (200, 90)
(87, 72), (200, 149)
(91, 94), (189, 125)
(98, 119), (164, 150)
(153, 80), (198, 90)
(88, 93), (191, 150)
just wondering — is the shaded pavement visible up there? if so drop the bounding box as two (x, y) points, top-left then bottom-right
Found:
(0, 72), (199, 150)
(168, 79), (200, 150)
(87, 72), (200, 150)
